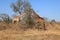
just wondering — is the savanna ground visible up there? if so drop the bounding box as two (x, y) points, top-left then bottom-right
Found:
(0, 22), (60, 40)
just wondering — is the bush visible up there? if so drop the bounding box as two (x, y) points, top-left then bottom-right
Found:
(51, 19), (56, 22)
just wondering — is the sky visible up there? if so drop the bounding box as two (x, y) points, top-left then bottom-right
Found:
(0, 0), (60, 21)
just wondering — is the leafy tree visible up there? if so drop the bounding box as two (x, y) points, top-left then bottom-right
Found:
(11, 0), (24, 14)
(23, 0), (31, 11)
(0, 14), (11, 24)
(23, 8), (36, 28)
(11, 0), (31, 14)
(11, 0), (36, 28)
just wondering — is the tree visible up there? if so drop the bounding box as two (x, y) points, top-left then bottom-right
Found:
(11, 0), (23, 14)
(18, 0), (35, 27)
(23, 8), (36, 28)
(11, 0), (31, 14)
(11, 0), (35, 28)
(0, 14), (11, 24)
(23, 0), (31, 11)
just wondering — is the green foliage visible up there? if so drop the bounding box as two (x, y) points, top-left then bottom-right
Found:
(11, 0), (24, 14)
(50, 19), (56, 24)
(11, 0), (36, 28)
(51, 19), (56, 22)
(11, 0), (31, 15)
(23, 0), (31, 10)
(23, 9), (36, 27)
(0, 14), (11, 24)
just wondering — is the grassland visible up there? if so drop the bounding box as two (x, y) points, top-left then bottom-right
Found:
(0, 22), (60, 40)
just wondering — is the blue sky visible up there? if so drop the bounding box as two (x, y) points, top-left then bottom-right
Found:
(0, 0), (60, 21)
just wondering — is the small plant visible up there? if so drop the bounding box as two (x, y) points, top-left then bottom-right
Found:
(50, 19), (56, 24)
(51, 19), (56, 22)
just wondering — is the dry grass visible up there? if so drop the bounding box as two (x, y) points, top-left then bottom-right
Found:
(0, 22), (60, 40)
